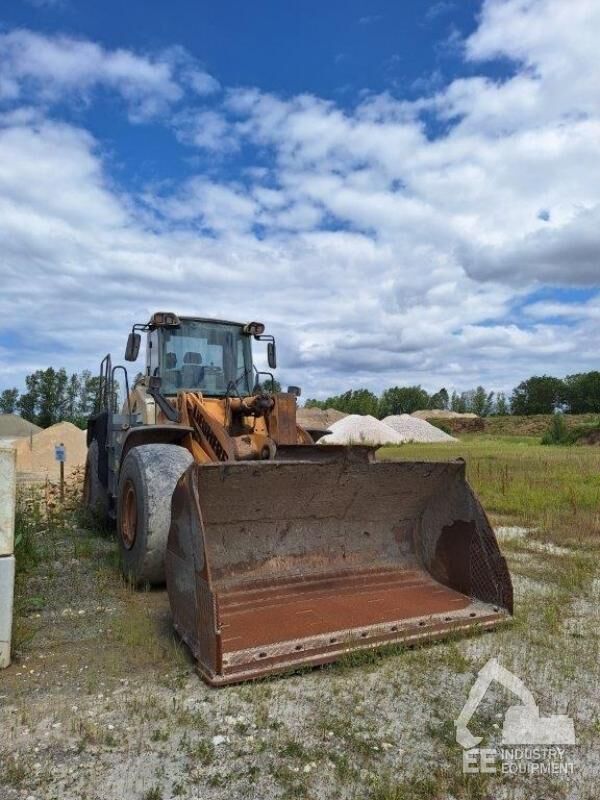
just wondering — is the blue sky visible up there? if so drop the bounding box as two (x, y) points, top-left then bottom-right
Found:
(0, 0), (599, 397)
(3, 1), (488, 187)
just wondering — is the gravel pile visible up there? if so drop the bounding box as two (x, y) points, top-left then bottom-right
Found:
(383, 414), (457, 443)
(297, 406), (347, 429)
(15, 421), (87, 479)
(0, 413), (42, 437)
(318, 414), (406, 446)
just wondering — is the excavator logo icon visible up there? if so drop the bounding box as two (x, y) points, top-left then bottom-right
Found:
(455, 658), (576, 752)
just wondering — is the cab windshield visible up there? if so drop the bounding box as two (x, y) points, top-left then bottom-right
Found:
(159, 319), (253, 396)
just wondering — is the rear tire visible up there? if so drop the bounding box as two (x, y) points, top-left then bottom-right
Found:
(83, 440), (109, 525)
(117, 444), (194, 586)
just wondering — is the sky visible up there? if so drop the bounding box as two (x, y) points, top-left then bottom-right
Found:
(0, 0), (599, 399)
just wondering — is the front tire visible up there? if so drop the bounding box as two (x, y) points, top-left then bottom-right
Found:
(117, 444), (194, 586)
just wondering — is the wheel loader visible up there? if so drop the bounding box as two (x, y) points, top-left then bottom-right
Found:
(84, 311), (513, 685)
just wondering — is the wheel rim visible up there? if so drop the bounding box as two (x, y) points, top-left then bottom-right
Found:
(121, 479), (137, 550)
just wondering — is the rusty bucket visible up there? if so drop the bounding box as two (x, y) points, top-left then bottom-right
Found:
(166, 454), (512, 685)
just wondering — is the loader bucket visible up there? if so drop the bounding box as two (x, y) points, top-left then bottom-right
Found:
(166, 454), (512, 686)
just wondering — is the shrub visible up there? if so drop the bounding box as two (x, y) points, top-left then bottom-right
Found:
(541, 413), (569, 445)
(428, 419), (452, 435)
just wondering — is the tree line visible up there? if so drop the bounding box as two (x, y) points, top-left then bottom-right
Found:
(0, 368), (102, 429)
(3, 368), (599, 427)
(305, 372), (600, 418)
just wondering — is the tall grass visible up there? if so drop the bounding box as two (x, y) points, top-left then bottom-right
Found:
(379, 435), (600, 549)
(14, 478), (83, 575)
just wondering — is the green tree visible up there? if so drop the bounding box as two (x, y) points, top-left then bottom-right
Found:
(307, 389), (379, 416)
(467, 386), (495, 417)
(378, 386), (430, 417)
(429, 388), (449, 410)
(17, 367), (97, 428)
(78, 370), (102, 418)
(256, 378), (282, 394)
(511, 376), (566, 415)
(304, 398), (326, 409)
(449, 390), (466, 413)
(334, 389), (379, 416)
(563, 371), (600, 413)
(494, 392), (510, 416)
(64, 373), (81, 421)
(0, 388), (19, 414)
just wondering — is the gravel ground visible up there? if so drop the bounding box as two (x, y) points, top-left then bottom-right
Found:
(1, 513), (599, 800)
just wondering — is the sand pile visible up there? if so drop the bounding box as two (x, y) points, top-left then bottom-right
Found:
(297, 406), (348, 430)
(412, 409), (478, 420)
(0, 413), (42, 438)
(15, 421), (88, 479)
(383, 414), (457, 443)
(319, 414), (406, 446)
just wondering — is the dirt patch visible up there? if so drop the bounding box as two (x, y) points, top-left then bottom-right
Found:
(576, 429), (600, 445)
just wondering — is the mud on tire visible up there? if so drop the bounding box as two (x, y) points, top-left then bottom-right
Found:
(117, 444), (194, 586)
(83, 440), (109, 525)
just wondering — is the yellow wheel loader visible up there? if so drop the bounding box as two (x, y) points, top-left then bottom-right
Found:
(84, 312), (512, 685)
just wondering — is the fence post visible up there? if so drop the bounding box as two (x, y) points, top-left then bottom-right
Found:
(0, 445), (16, 669)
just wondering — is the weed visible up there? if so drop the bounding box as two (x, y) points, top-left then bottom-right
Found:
(185, 738), (215, 766)
(279, 738), (311, 761)
(142, 787), (162, 800)
(0, 753), (29, 788)
(541, 413), (569, 445)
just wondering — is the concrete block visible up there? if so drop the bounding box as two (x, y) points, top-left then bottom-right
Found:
(0, 446), (17, 556)
(0, 555), (15, 668)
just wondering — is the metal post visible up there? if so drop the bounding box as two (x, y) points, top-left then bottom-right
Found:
(0, 446), (16, 669)
(55, 442), (66, 503)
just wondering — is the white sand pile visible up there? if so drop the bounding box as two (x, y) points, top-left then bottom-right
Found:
(383, 414), (457, 443)
(15, 421), (87, 479)
(318, 414), (406, 446)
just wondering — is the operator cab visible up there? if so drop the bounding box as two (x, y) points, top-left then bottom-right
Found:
(125, 313), (276, 398)
(150, 317), (253, 396)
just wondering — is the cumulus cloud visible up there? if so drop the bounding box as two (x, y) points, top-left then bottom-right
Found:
(0, 29), (218, 119)
(0, 4), (599, 396)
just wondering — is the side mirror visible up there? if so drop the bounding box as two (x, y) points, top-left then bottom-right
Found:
(287, 385), (301, 397)
(267, 341), (277, 369)
(125, 332), (141, 362)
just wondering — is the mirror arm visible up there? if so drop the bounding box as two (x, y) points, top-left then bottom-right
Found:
(147, 378), (180, 423)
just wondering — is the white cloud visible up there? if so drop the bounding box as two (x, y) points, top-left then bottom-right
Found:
(185, 70), (221, 96)
(1, 5), (600, 396)
(0, 30), (217, 120)
(173, 109), (238, 151)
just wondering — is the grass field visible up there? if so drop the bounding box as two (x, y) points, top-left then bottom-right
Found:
(380, 434), (600, 550)
(2, 435), (599, 800)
